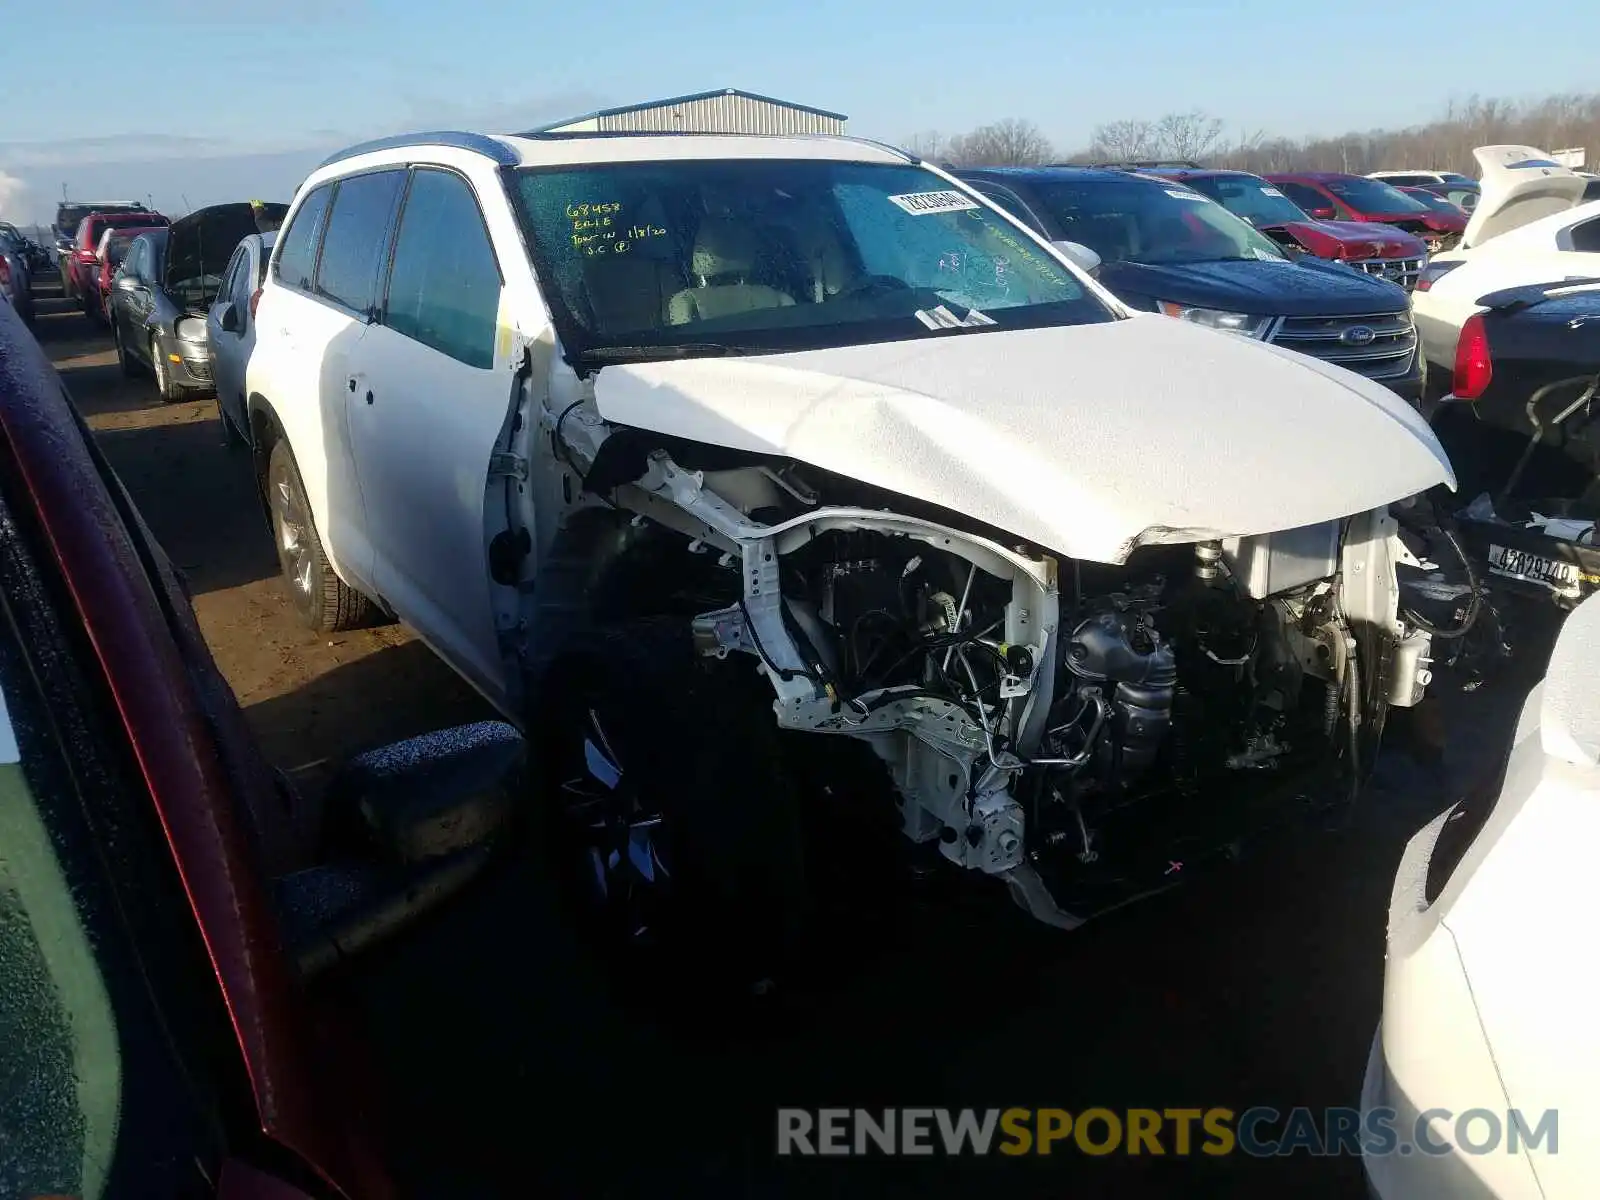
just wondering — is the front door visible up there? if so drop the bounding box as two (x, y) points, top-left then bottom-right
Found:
(206, 246), (249, 428)
(345, 166), (514, 710)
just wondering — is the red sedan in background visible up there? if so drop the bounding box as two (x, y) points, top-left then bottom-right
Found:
(0, 299), (522, 1198)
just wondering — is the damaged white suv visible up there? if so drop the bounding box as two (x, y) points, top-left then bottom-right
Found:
(247, 130), (1455, 974)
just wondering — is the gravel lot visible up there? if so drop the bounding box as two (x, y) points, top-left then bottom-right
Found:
(35, 283), (1553, 1198)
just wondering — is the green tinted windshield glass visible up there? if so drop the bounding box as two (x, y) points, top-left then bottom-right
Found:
(510, 159), (1112, 355)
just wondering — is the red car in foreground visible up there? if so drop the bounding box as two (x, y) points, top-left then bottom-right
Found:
(1264, 170), (1469, 253)
(0, 300), (523, 1198)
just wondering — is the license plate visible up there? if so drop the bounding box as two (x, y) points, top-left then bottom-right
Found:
(1487, 543), (1582, 595)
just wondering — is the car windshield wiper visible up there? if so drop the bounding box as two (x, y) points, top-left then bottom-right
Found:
(574, 343), (734, 365)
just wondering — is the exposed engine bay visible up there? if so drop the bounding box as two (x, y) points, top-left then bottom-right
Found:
(538, 418), (1438, 927)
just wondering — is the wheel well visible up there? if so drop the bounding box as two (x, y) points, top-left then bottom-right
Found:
(526, 510), (739, 677)
(247, 396), (282, 520)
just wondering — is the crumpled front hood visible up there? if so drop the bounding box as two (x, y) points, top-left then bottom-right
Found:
(1299, 219), (1425, 258)
(592, 319), (1454, 565)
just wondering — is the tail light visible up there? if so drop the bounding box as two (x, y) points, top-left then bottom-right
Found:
(1452, 314), (1493, 399)
(248, 287), (263, 318)
(0, 257), (10, 290)
(74, 248), (97, 264)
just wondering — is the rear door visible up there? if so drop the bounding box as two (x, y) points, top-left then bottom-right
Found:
(346, 166), (512, 709)
(257, 175), (404, 597)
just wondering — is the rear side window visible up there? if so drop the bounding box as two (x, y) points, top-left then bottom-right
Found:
(382, 169), (502, 368)
(1571, 216), (1600, 254)
(315, 170), (406, 315)
(275, 184), (334, 291)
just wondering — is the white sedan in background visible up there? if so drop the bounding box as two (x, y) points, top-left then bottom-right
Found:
(1364, 593), (1600, 1198)
(1413, 145), (1600, 375)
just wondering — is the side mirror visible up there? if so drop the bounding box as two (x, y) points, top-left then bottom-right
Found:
(1053, 239), (1102, 274)
(275, 720), (526, 977)
(1310, 206), (1338, 221)
(219, 302), (241, 333)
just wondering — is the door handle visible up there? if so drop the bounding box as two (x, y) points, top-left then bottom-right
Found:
(348, 378), (356, 392)
(365, 389), (374, 405)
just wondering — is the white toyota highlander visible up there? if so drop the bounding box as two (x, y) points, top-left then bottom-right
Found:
(245, 128), (1456, 989)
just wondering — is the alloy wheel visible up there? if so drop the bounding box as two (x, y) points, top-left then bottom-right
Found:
(271, 462), (314, 597)
(555, 706), (674, 944)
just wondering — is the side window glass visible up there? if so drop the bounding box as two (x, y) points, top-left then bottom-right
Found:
(314, 170), (406, 315)
(1570, 216), (1600, 254)
(275, 184), (333, 291)
(1280, 182), (1329, 213)
(972, 185), (1046, 236)
(383, 170), (503, 368)
(218, 248), (244, 307)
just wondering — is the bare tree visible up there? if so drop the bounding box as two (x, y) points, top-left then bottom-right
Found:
(1153, 110), (1226, 160)
(900, 130), (951, 162)
(946, 118), (1055, 166)
(1090, 118), (1157, 161)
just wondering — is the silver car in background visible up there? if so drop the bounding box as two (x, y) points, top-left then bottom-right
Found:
(205, 229), (276, 445)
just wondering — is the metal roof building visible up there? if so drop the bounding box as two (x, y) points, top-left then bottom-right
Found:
(529, 89), (847, 136)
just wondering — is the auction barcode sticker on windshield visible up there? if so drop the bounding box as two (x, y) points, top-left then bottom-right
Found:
(888, 190), (982, 215)
(1260, 186), (1287, 197)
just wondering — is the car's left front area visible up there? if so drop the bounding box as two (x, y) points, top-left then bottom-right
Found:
(2, 218), (1555, 1200)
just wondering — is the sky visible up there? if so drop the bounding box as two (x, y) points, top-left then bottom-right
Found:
(3, 0), (1599, 226)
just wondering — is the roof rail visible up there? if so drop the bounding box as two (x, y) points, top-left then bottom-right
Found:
(316, 131), (519, 171)
(1080, 159), (1204, 171)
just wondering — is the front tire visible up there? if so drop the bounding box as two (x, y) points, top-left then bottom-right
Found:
(536, 618), (809, 1013)
(113, 321), (139, 377)
(151, 337), (186, 403)
(266, 439), (374, 632)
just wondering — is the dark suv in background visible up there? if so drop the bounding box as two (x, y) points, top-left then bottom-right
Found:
(953, 166), (1423, 401)
(52, 199), (150, 261)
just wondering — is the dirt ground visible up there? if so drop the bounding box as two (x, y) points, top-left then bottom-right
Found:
(35, 294), (490, 794)
(34, 283), (1553, 1198)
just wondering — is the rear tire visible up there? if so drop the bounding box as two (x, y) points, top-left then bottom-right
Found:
(266, 439), (374, 633)
(535, 617), (810, 1017)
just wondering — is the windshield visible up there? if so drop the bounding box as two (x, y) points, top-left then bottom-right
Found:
(1323, 176), (1430, 213)
(509, 160), (1112, 360)
(1406, 190), (1461, 214)
(1178, 175), (1312, 226)
(1024, 177), (1288, 266)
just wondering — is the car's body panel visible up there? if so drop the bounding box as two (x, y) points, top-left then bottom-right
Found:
(208, 233), (276, 439)
(1095, 254), (1412, 317)
(1365, 594), (1600, 1197)
(592, 317), (1454, 564)
(1411, 148), (1600, 369)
